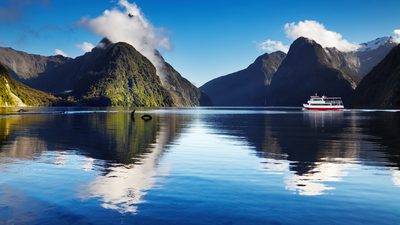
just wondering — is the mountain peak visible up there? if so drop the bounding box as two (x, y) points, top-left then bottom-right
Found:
(96, 37), (113, 49)
(251, 51), (286, 69)
(358, 36), (398, 52)
(289, 37), (323, 53)
(293, 36), (318, 45)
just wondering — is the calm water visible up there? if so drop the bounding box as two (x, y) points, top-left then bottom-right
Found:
(0, 107), (399, 225)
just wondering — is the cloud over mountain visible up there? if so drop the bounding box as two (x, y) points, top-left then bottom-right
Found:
(284, 20), (359, 52)
(258, 40), (289, 53)
(76, 42), (95, 53)
(78, 0), (171, 74)
(259, 20), (360, 53)
(394, 29), (400, 42)
(54, 49), (68, 57)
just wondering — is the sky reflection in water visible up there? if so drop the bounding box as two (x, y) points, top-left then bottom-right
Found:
(0, 108), (399, 224)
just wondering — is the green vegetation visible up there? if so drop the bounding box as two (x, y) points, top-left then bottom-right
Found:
(72, 42), (174, 107)
(0, 63), (57, 106)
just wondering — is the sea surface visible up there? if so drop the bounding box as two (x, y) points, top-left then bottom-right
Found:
(0, 107), (399, 225)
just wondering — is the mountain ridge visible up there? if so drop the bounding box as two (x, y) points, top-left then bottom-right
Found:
(267, 37), (356, 106)
(200, 51), (286, 106)
(0, 46), (70, 81)
(201, 36), (397, 107)
(352, 44), (400, 108)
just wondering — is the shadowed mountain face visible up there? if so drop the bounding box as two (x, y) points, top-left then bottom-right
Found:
(356, 37), (398, 77)
(0, 63), (57, 106)
(200, 51), (286, 106)
(156, 52), (209, 106)
(327, 37), (399, 81)
(0, 47), (69, 80)
(267, 37), (356, 106)
(352, 45), (400, 108)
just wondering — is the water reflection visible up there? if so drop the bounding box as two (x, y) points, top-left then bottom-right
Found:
(205, 110), (400, 196)
(1, 108), (400, 224)
(0, 111), (191, 215)
(285, 161), (352, 196)
(393, 170), (400, 186)
(84, 115), (188, 214)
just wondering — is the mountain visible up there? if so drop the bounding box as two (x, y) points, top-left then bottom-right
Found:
(29, 39), (174, 107)
(0, 63), (57, 106)
(356, 36), (399, 77)
(200, 51), (286, 106)
(352, 44), (400, 108)
(0, 47), (70, 80)
(157, 51), (210, 106)
(200, 36), (396, 107)
(310, 37), (397, 82)
(267, 37), (356, 106)
(2, 38), (204, 107)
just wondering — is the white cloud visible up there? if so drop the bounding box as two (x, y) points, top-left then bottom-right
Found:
(393, 29), (400, 42)
(76, 42), (95, 53)
(258, 39), (289, 53)
(79, 0), (171, 75)
(54, 49), (68, 57)
(284, 20), (359, 52)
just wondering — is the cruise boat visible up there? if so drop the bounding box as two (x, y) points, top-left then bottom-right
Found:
(303, 94), (344, 111)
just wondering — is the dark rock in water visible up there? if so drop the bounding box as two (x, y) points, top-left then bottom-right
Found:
(352, 44), (400, 108)
(200, 51), (286, 106)
(131, 110), (135, 120)
(141, 115), (152, 121)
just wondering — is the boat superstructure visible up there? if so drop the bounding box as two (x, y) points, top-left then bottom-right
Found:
(303, 94), (344, 110)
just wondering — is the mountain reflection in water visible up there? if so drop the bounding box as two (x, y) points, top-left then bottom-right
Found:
(203, 109), (400, 195)
(0, 108), (399, 224)
(0, 111), (191, 216)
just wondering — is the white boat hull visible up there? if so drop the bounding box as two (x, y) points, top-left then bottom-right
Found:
(303, 104), (344, 111)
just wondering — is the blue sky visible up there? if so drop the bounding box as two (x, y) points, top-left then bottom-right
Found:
(0, 0), (399, 86)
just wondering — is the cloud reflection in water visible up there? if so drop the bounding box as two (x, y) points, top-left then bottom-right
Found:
(83, 121), (172, 214)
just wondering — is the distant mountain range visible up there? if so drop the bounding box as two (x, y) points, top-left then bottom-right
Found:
(0, 35), (399, 108)
(0, 38), (208, 107)
(201, 36), (398, 107)
(0, 47), (69, 80)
